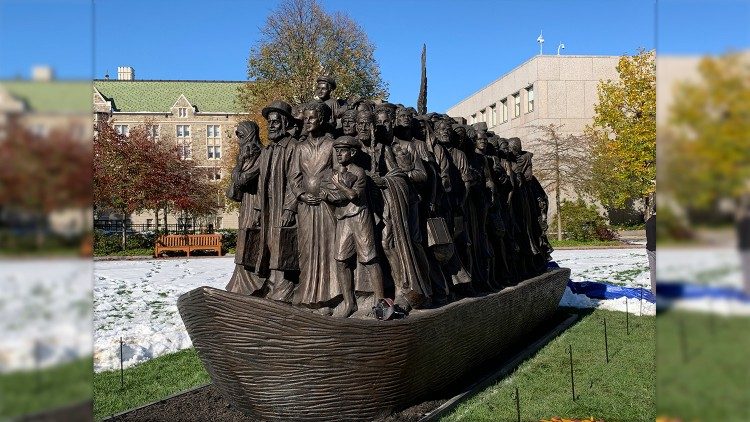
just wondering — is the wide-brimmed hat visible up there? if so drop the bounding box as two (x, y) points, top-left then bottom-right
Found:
(316, 75), (337, 90)
(262, 100), (294, 120)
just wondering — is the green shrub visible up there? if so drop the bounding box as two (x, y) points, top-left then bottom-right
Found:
(93, 230), (122, 255)
(554, 199), (616, 241)
(217, 229), (237, 254)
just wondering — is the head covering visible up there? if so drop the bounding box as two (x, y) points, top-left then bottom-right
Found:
(316, 75), (337, 90)
(333, 135), (361, 149)
(262, 100), (294, 121)
(472, 121), (488, 132)
(236, 120), (260, 145)
(342, 108), (358, 120)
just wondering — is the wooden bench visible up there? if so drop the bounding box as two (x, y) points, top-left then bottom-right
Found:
(154, 234), (222, 257)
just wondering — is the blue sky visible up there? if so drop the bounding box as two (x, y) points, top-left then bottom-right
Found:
(0, 0), (747, 112)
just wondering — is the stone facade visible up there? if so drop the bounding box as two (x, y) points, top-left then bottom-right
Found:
(93, 77), (248, 230)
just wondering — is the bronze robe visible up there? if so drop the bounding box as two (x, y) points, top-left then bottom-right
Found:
(288, 133), (341, 307)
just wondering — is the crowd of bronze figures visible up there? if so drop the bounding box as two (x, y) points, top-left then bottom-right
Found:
(226, 76), (553, 318)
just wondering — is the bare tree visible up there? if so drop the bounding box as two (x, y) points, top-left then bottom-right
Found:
(528, 123), (592, 240)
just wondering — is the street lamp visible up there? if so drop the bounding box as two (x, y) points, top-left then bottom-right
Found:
(557, 42), (565, 55)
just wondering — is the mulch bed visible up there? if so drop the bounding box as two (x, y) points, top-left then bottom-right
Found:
(105, 311), (577, 422)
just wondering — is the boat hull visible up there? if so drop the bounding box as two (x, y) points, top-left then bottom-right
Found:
(177, 267), (570, 421)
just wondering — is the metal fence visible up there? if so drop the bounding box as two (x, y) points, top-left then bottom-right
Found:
(93, 219), (210, 235)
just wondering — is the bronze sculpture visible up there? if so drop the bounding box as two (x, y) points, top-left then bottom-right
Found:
(179, 75), (562, 421)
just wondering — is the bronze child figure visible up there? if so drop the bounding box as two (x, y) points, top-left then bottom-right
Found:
(327, 135), (385, 317)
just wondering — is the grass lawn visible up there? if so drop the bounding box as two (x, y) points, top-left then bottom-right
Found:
(92, 310), (654, 421)
(442, 309), (655, 422)
(93, 348), (209, 420)
(0, 357), (92, 419)
(656, 309), (750, 421)
(550, 239), (626, 248)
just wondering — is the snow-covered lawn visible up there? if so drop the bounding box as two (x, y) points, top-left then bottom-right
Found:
(0, 259), (92, 373)
(91, 250), (654, 372)
(93, 258), (231, 372)
(658, 247), (750, 316)
(552, 248), (655, 316)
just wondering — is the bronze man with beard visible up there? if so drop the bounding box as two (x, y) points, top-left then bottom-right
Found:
(228, 101), (299, 302)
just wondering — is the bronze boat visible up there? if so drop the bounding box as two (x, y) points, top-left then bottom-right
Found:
(177, 267), (570, 421)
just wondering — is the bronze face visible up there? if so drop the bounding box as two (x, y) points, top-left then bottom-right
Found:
(435, 120), (452, 144)
(314, 82), (331, 101)
(334, 146), (355, 164)
(342, 115), (357, 136)
(303, 109), (322, 134)
(267, 111), (285, 141)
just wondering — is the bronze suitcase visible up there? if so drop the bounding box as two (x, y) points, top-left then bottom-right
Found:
(269, 226), (299, 271)
(240, 227), (261, 267)
(426, 217), (454, 262)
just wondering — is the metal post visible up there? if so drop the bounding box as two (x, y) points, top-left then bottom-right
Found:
(604, 317), (610, 364)
(120, 337), (124, 389)
(569, 344), (576, 401)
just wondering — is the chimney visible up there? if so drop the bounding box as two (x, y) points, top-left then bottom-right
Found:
(32, 65), (54, 81)
(117, 66), (135, 81)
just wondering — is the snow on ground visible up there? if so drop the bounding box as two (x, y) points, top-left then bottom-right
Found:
(92, 250), (654, 372)
(93, 258), (232, 372)
(0, 259), (92, 372)
(552, 248), (655, 316)
(658, 247), (750, 316)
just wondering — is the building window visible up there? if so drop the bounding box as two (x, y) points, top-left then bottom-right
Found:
(489, 104), (497, 127)
(206, 124), (221, 138)
(501, 99), (508, 122)
(470, 114), (476, 124)
(513, 93), (521, 118)
(178, 140), (192, 160)
(526, 85), (534, 113)
(30, 124), (48, 137)
(208, 169), (221, 181)
(148, 124), (160, 139)
(114, 124), (129, 136)
(479, 109), (486, 123)
(178, 107), (188, 118)
(207, 145), (221, 159)
(176, 124), (191, 138)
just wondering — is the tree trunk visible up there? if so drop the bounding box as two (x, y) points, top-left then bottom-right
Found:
(556, 186), (562, 241)
(154, 208), (160, 231)
(121, 209), (127, 250)
(555, 141), (562, 241)
(163, 207), (169, 234)
(35, 213), (46, 250)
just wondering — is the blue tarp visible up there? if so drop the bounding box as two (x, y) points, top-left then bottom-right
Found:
(656, 281), (750, 302)
(548, 261), (656, 303)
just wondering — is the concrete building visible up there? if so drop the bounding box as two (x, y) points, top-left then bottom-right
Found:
(446, 54), (621, 218)
(93, 68), (247, 230)
(446, 54), (620, 139)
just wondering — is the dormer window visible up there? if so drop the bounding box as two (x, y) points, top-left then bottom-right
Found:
(178, 107), (188, 118)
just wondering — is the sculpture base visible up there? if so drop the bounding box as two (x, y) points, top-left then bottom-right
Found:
(177, 268), (570, 421)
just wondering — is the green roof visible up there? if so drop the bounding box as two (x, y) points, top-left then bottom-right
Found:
(93, 80), (245, 113)
(0, 81), (92, 113)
